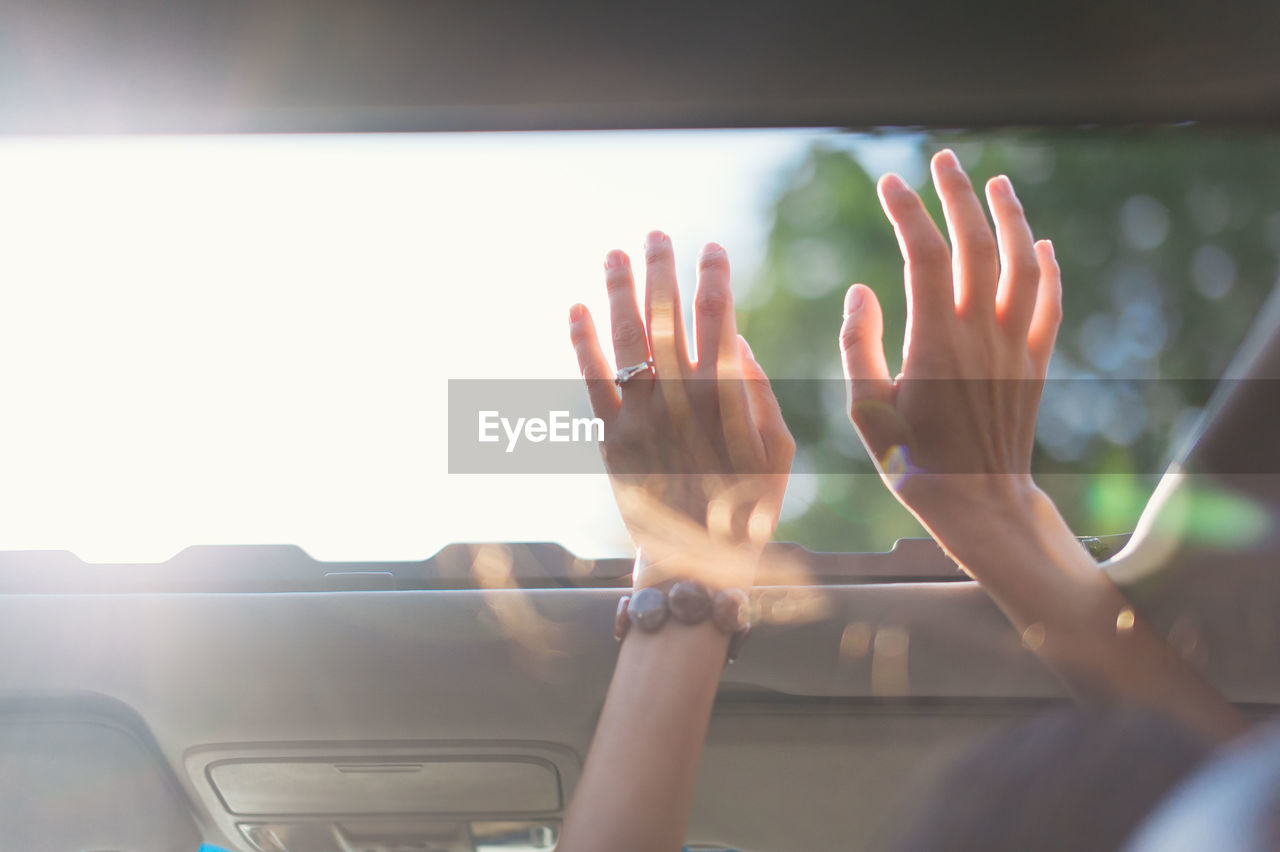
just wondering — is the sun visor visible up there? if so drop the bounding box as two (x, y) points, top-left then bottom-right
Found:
(0, 700), (200, 852)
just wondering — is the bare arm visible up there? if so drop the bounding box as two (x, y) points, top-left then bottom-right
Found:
(557, 617), (732, 852)
(558, 234), (794, 852)
(933, 479), (1247, 741)
(838, 149), (1246, 742)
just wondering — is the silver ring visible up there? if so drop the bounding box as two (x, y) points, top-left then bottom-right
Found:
(615, 360), (655, 386)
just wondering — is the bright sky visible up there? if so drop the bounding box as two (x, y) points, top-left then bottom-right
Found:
(0, 130), (842, 563)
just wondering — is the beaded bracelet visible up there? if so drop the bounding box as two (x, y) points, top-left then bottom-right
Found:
(613, 580), (753, 663)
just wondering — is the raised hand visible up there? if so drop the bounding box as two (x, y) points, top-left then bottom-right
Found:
(559, 235), (795, 852)
(837, 151), (1244, 741)
(568, 232), (794, 588)
(838, 149), (1062, 538)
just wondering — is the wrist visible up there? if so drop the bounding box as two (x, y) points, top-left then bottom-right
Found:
(632, 546), (759, 592)
(914, 479), (1118, 633)
(905, 475), (1056, 559)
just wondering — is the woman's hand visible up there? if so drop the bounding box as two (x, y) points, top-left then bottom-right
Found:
(838, 149), (1062, 543)
(838, 152), (1245, 741)
(569, 232), (794, 588)
(559, 235), (795, 852)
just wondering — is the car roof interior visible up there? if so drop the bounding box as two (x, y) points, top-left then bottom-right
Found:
(2, 3), (1279, 851)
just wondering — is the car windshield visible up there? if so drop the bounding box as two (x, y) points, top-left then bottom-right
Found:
(0, 127), (1274, 563)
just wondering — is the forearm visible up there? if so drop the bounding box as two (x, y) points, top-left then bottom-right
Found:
(563, 231), (792, 851)
(558, 617), (730, 852)
(920, 481), (1247, 742)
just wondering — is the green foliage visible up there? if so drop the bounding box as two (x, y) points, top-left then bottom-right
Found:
(739, 130), (1280, 551)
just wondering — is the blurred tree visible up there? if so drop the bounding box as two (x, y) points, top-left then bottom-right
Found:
(738, 131), (1280, 552)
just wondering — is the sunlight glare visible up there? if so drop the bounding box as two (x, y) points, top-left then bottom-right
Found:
(0, 130), (814, 562)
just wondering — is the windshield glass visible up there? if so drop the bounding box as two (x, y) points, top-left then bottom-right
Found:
(0, 128), (1274, 562)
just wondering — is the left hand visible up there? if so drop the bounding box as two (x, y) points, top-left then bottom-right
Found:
(838, 150), (1063, 543)
(569, 231), (795, 589)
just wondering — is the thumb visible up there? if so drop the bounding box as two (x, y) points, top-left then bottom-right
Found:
(839, 284), (893, 401)
(839, 284), (908, 468)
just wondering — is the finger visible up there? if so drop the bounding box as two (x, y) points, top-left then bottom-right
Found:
(877, 173), (955, 337)
(715, 332), (762, 472)
(603, 249), (651, 377)
(1027, 240), (1063, 374)
(694, 242), (738, 373)
(986, 174), (1040, 337)
(568, 303), (621, 422)
(739, 335), (794, 465)
(931, 149), (999, 315)
(643, 230), (691, 378)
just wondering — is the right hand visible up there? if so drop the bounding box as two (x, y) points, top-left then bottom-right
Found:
(838, 149), (1063, 540)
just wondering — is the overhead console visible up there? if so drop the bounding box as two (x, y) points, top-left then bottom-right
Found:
(187, 741), (578, 852)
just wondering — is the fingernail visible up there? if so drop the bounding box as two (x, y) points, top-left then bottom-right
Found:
(1044, 239), (1056, 260)
(880, 173), (909, 196)
(569, 303), (586, 323)
(996, 174), (1017, 199)
(644, 230), (668, 251)
(604, 249), (627, 270)
(935, 148), (961, 170)
(739, 334), (755, 358)
(845, 285), (865, 314)
(700, 241), (725, 258)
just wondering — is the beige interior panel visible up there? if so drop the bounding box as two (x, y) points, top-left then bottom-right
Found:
(0, 566), (1272, 851)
